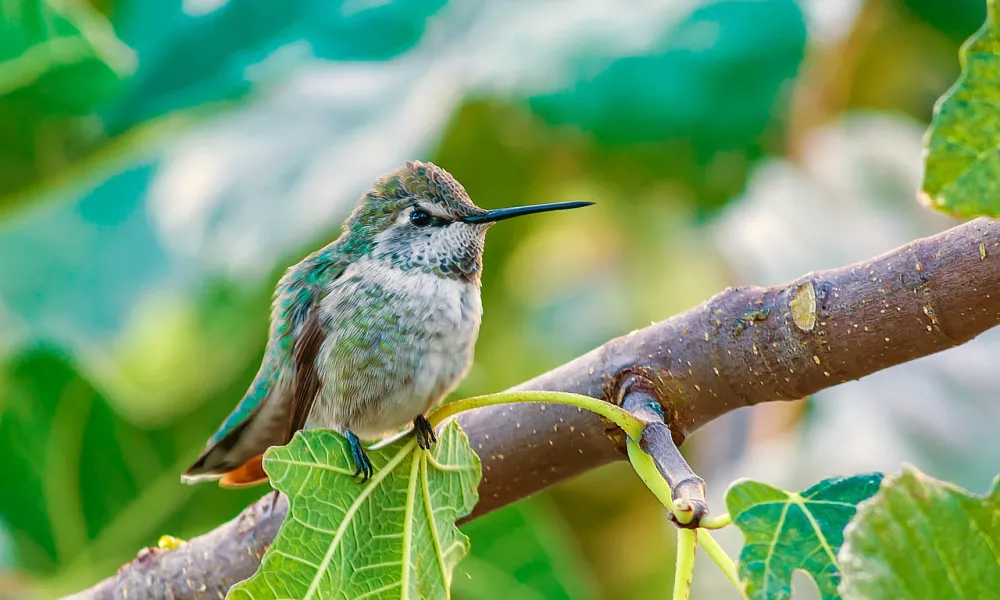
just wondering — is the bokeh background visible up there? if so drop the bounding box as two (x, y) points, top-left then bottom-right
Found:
(0, 0), (995, 598)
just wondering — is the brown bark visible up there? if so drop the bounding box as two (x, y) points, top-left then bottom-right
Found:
(66, 217), (1000, 600)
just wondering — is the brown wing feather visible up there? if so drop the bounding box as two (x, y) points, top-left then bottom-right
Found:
(217, 304), (326, 489)
(286, 306), (325, 441)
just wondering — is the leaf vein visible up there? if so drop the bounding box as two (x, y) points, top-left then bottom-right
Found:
(301, 441), (415, 600)
(400, 442), (422, 600)
(790, 496), (840, 568)
(762, 501), (790, 591)
(355, 581), (402, 599)
(268, 457), (355, 476)
(426, 454), (477, 472)
(422, 451), (451, 591)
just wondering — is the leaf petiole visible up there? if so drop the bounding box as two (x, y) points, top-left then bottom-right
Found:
(674, 529), (697, 600)
(433, 391), (744, 599)
(698, 513), (732, 529)
(429, 390), (646, 439)
(626, 437), (677, 512)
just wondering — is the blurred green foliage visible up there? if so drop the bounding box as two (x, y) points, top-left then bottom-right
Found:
(0, 348), (262, 594)
(0, 0), (984, 598)
(0, 0), (446, 212)
(0, 0), (130, 207)
(840, 468), (1000, 599)
(530, 0), (805, 158)
(454, 499), (600, 600)
(904, 0), (985, 42)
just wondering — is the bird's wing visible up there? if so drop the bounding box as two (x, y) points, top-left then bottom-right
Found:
(182, 255), (346, 485)
(285, 302), (325, 441)
(280, 257), (346, 442)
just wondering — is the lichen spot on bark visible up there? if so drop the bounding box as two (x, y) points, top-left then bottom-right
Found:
(790, 282), (817, 331)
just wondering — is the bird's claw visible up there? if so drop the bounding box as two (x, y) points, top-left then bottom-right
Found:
(346, 431), (374, 482)
(413, 415), (437, 451)
(267, 489), (282, 514)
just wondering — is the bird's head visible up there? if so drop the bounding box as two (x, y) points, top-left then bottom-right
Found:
(341, 161), (591, 283)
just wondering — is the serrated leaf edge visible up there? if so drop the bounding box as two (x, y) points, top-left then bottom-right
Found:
(920, 0), (1000, 217)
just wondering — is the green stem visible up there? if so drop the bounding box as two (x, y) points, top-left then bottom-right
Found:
(672, 499), (696, 526)
(698, 513), (732, 529)
(697, 530), (744, 596)
(435, 390), (739, 598)
(626, 437), (677, 513)
(674, 529), (697, 600)
(429, 391), (645, 439)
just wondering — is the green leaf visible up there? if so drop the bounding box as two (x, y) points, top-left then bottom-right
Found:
(922, 0), (1000, 218)
(839, 467), (1000, 599)
(0, 347), (262, 595)
(0, 0), (131, 211)
(726, 474), (884, 600)
(229, 421), (481, 600)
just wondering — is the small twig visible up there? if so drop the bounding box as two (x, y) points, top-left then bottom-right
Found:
(618, 375), (708, 527)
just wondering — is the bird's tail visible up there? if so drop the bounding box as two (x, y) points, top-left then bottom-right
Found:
(181, 418), (265, 487)
(183, 455), (271, 491)
(180, 453), (268, 488)
(182, 418), (273, 488)
(182, 369), (286, 488)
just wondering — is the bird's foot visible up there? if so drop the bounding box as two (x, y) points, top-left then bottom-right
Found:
(413, 415), (437, 451)
(346, 430), (374, 482)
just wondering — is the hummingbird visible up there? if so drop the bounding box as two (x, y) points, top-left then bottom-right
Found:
(181, 161), (592, 486)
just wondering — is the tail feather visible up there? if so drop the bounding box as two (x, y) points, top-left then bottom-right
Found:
(181, 417), (253, 484)
(219, 455), (269, 488)
(182, 359), (290, 487)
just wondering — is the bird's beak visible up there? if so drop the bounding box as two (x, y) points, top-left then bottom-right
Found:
(460, 201), (594, 224)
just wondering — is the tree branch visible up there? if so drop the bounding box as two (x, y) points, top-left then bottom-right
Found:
(66, 217), (1000, 600)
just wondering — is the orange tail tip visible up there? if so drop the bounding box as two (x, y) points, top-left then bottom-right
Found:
(219, 454), (269, 489)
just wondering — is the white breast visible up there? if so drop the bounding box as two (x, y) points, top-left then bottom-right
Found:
(309, 258), (483, 439)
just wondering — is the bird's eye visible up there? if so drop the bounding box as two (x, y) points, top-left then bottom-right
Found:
(409, 209), (433, 227)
